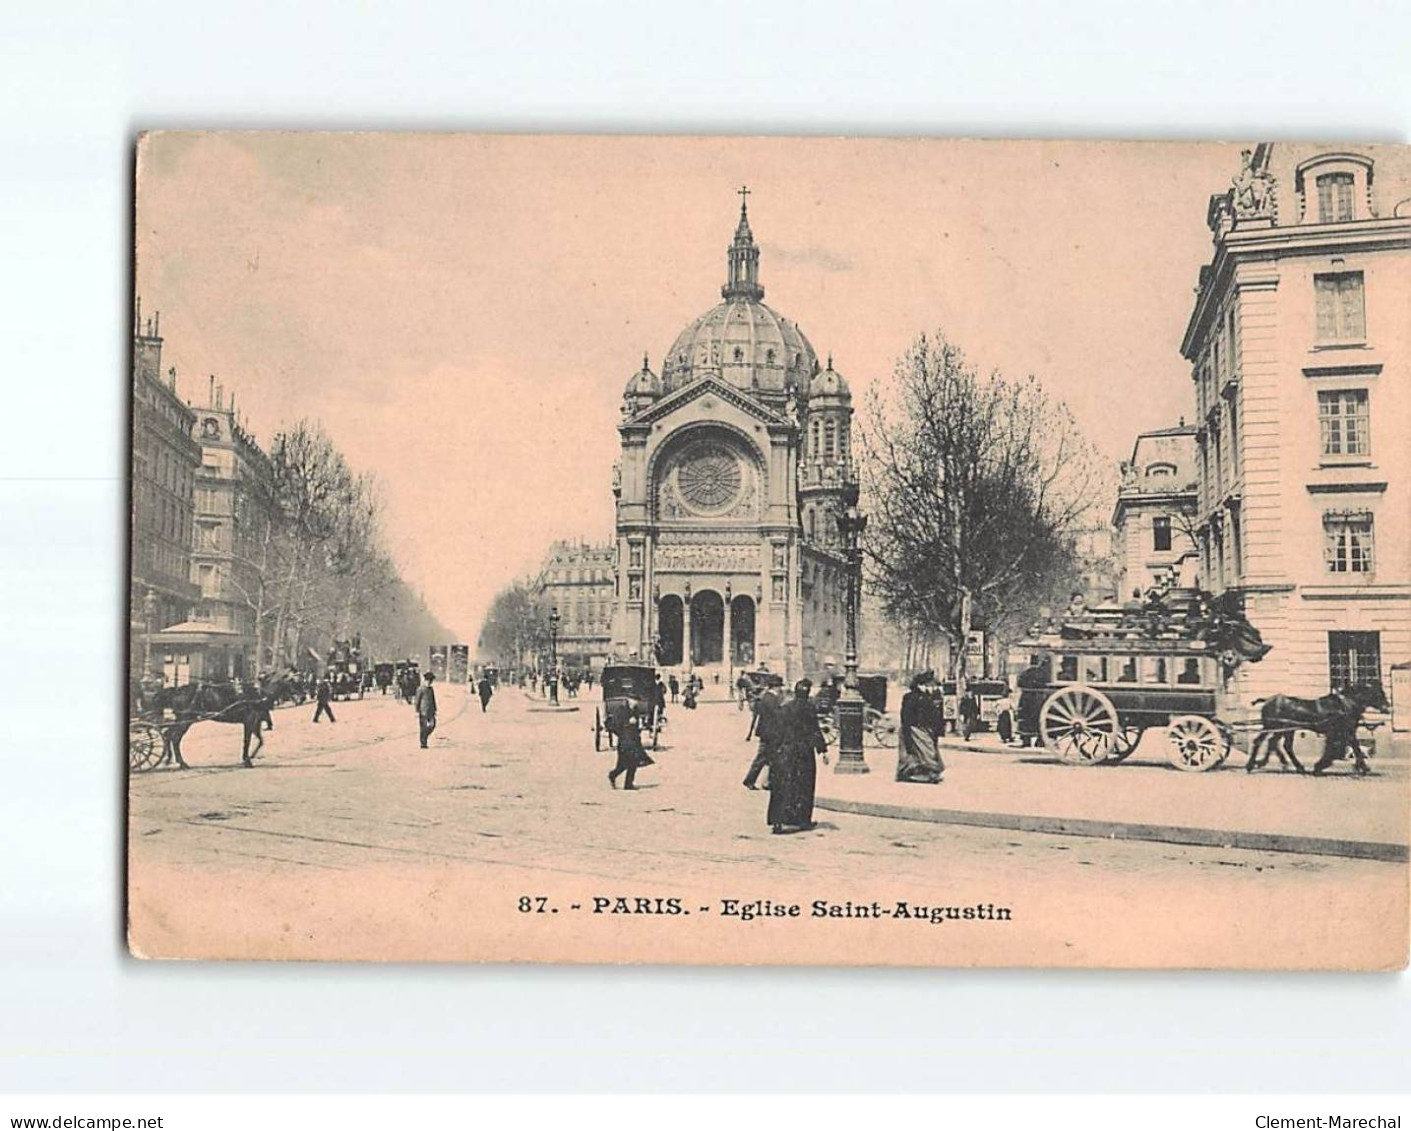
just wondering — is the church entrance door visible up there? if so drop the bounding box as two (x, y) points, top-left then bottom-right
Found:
(730, 594), (756, 667)
(656, 595), (683, 667)
(690, 589), (724, 667)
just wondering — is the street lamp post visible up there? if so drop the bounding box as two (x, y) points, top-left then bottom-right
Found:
(142, 587), (158, 680)
(834, 476), (869, 774)
(548, 606), (560, 706)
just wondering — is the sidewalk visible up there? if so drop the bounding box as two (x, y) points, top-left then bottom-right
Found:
(815, 731), (1410, 862)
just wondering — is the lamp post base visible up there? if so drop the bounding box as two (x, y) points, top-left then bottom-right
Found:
(833, 688), (870, 774)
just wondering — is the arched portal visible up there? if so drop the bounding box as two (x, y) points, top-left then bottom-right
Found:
(657, 594), (683, 667)
(690, 589), (724, 666)
(730, 594), (756, 666)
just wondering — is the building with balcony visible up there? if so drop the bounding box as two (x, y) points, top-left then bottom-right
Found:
(129, 301), (202, 682)
(534, 540), (616, 672)
(179, 377), (275, 681)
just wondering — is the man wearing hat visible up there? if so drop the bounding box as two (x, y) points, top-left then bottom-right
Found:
(414, 670), (438, 749)
(742, 674), (784, 790)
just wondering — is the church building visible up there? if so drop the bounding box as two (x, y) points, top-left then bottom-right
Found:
(611, 193), (852, 683)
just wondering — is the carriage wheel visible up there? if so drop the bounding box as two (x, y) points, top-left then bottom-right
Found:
(1106, 726), (1143, 764)
(1166, 715), (1229, 772)
(128, 721), (164, 772)
(818, 714), (837, 747)
(866, 709), (899, 748)
(1040, 686), (1121, 765)
(593, 708), (603, 752)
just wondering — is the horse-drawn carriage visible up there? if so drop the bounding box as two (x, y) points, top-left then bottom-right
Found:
(593, 663), (664, 751)
(129, 674), (286, 772)
(1011, 585), (1388, 772)
(326, 638), (366, 700)
(813, 673), (899, 748)
(1020, 634), (1237, 770)
(373, 661), (396, 695)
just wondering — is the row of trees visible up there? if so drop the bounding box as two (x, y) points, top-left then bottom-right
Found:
(476, 579), (550, 670)
(859, 332), (1107, 687)
(231, 420), (450, 670)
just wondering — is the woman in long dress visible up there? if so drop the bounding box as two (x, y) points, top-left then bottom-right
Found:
(896, 671), (944, 783)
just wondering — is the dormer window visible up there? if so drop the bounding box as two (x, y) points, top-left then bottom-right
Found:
(1316, 173), (1355, 224)
(1295, 153), (1374, 224)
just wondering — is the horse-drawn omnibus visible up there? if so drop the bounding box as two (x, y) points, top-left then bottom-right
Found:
(1018, 633), (1235, 770)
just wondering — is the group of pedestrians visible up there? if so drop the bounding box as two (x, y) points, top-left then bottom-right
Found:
(742, 675), (830, 835)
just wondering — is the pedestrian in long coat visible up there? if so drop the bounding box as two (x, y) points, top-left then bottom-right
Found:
(896, 671), (943, 783)
(477, 676), (493, 712)
(414, 671), (438, 748)
(1015, 658), (1050, 747)
(743, 680), (782, 789)
(767, 680), (829, 834)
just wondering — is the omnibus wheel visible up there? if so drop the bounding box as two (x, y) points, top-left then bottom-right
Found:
(1040, 686), (1120, 765)
(593, 708), (603, 751)
(1166, 715), (1229, 771)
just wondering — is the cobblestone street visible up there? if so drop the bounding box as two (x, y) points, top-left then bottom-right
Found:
(128, 686), (1407, 967)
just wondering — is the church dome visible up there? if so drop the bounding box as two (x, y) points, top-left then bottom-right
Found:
(624, 352), (661, 399)
(662, 299), (817, 398)
(659, 196), (819, 399)
(809, 356), (850, 400)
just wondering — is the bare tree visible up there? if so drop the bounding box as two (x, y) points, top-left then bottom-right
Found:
(477, 580), (549, 670)
(860, 332), (1104, 690)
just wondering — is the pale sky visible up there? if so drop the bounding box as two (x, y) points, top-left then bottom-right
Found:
(135, 134), (1239, 641)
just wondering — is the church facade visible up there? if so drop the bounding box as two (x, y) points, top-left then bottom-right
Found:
(610, 195), (853, 683)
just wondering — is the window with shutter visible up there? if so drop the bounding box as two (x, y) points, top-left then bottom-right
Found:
(1315, 172), (1355, 223)
(1314, 273), (1365, 342)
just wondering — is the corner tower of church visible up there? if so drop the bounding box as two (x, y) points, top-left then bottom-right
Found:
(610, 194), (853, 682)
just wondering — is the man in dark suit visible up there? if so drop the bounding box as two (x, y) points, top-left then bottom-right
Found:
(312, 676), (336, 723)
(415, 671), (438, 748)
(743, 676), (783, 789)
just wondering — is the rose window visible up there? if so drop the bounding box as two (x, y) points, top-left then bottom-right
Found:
(675, 446), (743, 512)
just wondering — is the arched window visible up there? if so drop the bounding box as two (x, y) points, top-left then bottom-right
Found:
(810, 419), (821, 458)
(824, 420), (836, 461)
(806, 507), (816, 540)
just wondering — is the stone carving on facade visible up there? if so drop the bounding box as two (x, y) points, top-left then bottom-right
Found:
(654, 543), (760, 572)
(1231, 149), (1275, 220)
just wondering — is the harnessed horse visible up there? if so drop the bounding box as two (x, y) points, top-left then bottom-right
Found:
(142, 676), (290, 768)
(1246, 680), (1388, 775)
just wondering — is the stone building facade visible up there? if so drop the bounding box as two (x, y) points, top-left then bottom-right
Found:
(611, 197), (850, 682)
(181, 377), (275, 681)
(1180, 143), (1410, 703)
(1112, 425), (1200, 599)
(534, 540), (616, 671)
(129, 301), (201, 680)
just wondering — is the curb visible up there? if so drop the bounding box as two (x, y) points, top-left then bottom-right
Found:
(814, 795), (1408, 863)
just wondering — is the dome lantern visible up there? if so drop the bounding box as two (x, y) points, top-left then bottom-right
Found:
(721, 185), (764, 302)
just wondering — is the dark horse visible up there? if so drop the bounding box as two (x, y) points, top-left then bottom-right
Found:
(1246, 680), (1389, 775)
(142, 679), (278, 768)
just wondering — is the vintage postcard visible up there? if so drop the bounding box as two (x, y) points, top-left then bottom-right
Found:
(127, 134), (1409, 967)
